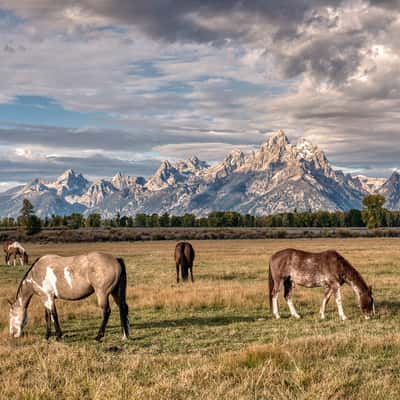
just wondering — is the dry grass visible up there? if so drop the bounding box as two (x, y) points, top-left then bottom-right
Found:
(1, 238), (400, 399)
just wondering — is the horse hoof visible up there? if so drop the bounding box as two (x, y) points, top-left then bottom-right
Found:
(293, 315), (301, 319)
(274, 315), (280, 320)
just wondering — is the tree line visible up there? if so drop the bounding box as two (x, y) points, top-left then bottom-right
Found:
(0, 195), (396, 232)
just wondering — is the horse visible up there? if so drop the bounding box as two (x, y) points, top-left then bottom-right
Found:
(268, 249), (375, 321)
(8, 246), (29, 267)
(174, 242), (195, 283)
(8, 252), (130, 341)
(3, 241), (29, 266)
(3, 240), (12, 264)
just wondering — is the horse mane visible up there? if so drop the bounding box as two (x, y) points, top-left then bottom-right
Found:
(15, 256), (41, 300)
(337, 253), (369, 292)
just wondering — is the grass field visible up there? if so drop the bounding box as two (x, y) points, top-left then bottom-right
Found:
(1, 238), (400, 399)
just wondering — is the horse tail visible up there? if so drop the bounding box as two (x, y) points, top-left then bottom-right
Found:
(116, 257), (130, 339)
(180, 243), (189, 281)
(268, 260), (274, 311)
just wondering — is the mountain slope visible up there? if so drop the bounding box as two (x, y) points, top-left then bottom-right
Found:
(379, 171), (400, 210)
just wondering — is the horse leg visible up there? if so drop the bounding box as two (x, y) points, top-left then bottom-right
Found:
(334, 287), (347, 321)
(51, 303), (63, 341)
(45, 308), (52, 340)
(189, 265), (194, 283)
(95, 294), (111, 341)
(176, 261), (180, 283)
(284, 278), (300, 319)
(271, 279), (282, 319)
(320, 287), (333, 319)
(111, 289), (130, 340)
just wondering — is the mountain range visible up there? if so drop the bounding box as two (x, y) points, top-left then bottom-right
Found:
(1, 130), (399, 218)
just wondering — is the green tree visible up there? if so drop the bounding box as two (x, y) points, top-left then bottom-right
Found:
(19, 199), (41, 234)
(68, 213), (85, 229)
(182, 213), (196, 227)
(346, 209), (363, 227)
(159, 213), (170, 227)
(362, 194), (386, 229)
(86, 213), (102, 228)
(135, 213), (147, 227)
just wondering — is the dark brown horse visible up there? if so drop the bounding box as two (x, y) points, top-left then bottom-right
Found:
(9, 252), (130, 341)
(174, 242), (195, 283)
(268, 249), (375, 320)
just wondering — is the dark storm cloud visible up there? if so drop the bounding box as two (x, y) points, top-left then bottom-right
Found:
(2, 0), (345, 43)
(280, 33), (367, 86)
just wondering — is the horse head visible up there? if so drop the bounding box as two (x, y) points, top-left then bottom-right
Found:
(360, 286), (375, 319)
(8, 299), (28, 338)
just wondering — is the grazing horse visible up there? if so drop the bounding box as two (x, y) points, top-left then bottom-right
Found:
(3, 241), (29, 266)
(9, 252), (130, 341)
(174, 242), (195, 283)
(7, 247), (29, 267)
(268, 249), (375, 321)
(3, 240), (12, 264)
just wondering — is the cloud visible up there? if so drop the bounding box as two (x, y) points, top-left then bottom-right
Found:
(0, 0), (400, 184)
(0, 151), (162, 183)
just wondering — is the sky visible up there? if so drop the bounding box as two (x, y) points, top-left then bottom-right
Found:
(1, 0), (400, 190)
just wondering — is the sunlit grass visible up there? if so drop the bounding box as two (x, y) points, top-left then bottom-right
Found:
(1, 238), (400, 399)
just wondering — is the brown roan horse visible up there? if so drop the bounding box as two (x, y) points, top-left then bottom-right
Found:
(268, 249), (375, 320)
(9, 252), (130, 341)
(174, 242), (195, 283)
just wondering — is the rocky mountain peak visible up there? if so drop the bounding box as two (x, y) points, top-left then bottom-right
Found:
(379, 170), (400, 210)
(224, 148), (246, 168)
(53, 169), (90, 196)
(145, 160), (181, 190)
(111, 171), (130, 191)
(262, 129), (290, 151)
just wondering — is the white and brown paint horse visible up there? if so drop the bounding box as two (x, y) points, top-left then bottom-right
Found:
(268, 249), (375, 321)
(3, 241), (29, 266)
(9, 252), (130, 341)
(174, 242), (195, 283)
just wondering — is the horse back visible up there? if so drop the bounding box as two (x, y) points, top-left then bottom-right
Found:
(269, 248), (345, 285)
(175, 242), (195, 265)
(28, 252), (122, 301)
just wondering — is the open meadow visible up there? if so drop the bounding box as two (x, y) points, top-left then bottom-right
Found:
(1, 238), (400, 399)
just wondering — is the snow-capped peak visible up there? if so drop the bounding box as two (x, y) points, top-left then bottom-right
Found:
(111, 171), (131, 191)
(295, 138), (318, 160)
(49, 169), (90, 197)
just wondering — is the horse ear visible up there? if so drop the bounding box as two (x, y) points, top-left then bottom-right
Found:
(369, 285), (373, 294)
(7, 299), (13, 306)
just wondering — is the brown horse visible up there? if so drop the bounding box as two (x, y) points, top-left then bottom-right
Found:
(9, 252), (130, 341)
(268, 249), (375, 320)
(7, 247), (29, 267)
(174, 242), (195, 283)
(3, 241), (29, 266)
